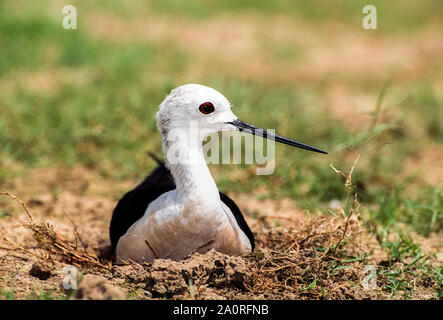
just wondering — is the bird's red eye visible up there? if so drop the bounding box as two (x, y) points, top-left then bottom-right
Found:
(199, 102), (215, 115)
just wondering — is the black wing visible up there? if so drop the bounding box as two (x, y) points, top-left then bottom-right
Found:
(218, 193), (255, 251)
(109, 157), (255, 251)
(109, 162), (175, 250)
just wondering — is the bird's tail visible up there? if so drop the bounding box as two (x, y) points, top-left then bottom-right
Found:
(147, 152), (164, 167)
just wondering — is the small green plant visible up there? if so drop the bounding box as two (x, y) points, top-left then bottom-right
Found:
(188, 278), (195, 298)
(0, 288), (15, 300)
(302, 278), (317, 291)
(0, 273), (16, 300)
(27, 288), (68, 300)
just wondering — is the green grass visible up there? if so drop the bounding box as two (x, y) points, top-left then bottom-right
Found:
(0, 1), (441, 222)
(371, 186), (442, 236)
(0, 1), (441, 213)
(0, 210), (10, 219)
(26, 288), (68, 300)
(0, 273), (16, 300)
(64, 0), (443, 33)
(0, 288), (15, 300)
(376, 227), (442, 299)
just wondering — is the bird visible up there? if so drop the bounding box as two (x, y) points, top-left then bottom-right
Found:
(109, 84), (327, 264)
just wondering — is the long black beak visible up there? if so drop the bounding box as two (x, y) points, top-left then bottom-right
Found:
(228, 119), (328, 154)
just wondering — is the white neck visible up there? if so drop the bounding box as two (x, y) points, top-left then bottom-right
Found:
(162, 132), (220, 206)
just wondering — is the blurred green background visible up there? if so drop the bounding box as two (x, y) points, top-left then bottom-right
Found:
(0, 0), (441, 235)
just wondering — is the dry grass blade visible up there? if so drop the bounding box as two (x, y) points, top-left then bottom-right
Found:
(0, 192), (33, 223)
(24, 222), (111, 271)
(0, 192), (111, 271)
(62, 210), (88, 250)
(246, 215), (365, 299)
(328, 82), (389, 255)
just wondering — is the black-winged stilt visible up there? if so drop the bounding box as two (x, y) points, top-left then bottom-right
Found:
(110, 84), (327, 263)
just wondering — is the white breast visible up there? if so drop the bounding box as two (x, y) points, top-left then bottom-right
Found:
(115, 190), (251, 264)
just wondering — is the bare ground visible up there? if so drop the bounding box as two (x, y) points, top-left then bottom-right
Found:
(0, 166), (440, 300)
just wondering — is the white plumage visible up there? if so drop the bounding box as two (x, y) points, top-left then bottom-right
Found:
(116, 84), (250, 263)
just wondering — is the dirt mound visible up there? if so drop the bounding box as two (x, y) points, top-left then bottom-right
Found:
(111, 250), (248, 299)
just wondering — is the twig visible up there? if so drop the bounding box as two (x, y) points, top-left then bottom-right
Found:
(260, 264), (293, 273)
(1, 192), (110, 271)
(145, 239), (159, 259)
(193, 239), (215, 255)
(329, 82), (389, 255)
(62, 210), (88, 250)
(0, 192), (33, 223)
(332, 192), (359, 254)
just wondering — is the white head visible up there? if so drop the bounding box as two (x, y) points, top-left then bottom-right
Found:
(156, 84), (237, 140)
(156, 83), (328, 154)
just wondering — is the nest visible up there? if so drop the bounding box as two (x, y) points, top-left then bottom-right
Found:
(245, 215), (368, 299)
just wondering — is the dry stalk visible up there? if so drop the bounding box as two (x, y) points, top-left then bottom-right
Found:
(0, 192), (111, 271)
(328, 82), (389, 255)
(0, 192), (33, 223)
